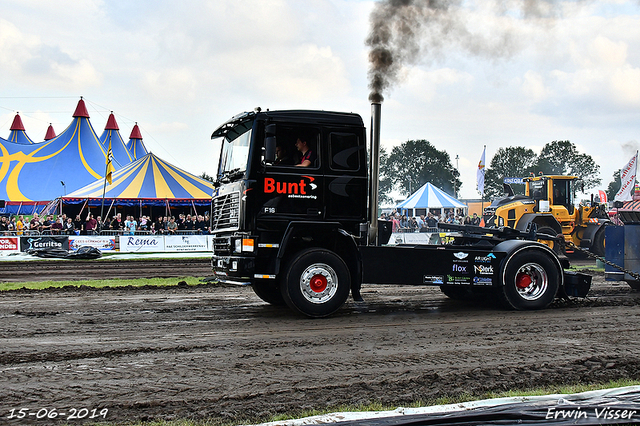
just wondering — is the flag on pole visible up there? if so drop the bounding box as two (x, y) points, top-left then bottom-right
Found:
(598, 190), (607, 203)
(477, 146), (486, 195)
(106, 139), (115, 185)
(614, 151), (638, 202)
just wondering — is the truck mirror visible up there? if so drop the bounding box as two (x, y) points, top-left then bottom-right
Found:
(265, 136), (276, 162)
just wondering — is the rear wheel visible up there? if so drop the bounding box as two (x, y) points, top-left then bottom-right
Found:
(252, 280), (286, 306)
(280, 248), (351, 318)
(500, 250), (559, 310)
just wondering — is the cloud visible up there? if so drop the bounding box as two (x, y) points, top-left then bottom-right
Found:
(522, 71), (549, 101)
(0, 18), (102, 90)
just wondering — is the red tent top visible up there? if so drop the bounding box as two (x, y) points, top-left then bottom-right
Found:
(129, 123), (143, 139)
(73, 98), (90, 118)
(10, 113), (25, 131)
(105, 112), (119, 130)
(44, 124), (56, 140)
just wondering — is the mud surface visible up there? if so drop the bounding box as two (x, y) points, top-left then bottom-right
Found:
(1, 261), (640, 425)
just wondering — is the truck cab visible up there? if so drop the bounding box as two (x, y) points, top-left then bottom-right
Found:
(211, 109), (368, 293)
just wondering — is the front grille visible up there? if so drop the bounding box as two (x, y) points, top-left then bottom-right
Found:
(212, 191), (241, 232)
(213, 236), (232, 255)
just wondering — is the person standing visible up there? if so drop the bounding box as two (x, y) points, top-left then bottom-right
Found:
(125, 215), (137, 235)
(166, 216), (178, 234)
(85, 214), (97, 235)
(16, 215), (24, 236)
(63, 218), (75, 235)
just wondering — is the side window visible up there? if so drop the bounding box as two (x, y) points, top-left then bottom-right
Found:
(269, 126), (319, 169)
(329, 133), (360, 171)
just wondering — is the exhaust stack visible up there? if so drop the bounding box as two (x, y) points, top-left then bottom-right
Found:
(368, 102), (381, 245)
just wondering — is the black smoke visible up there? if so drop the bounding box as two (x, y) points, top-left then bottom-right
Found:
(366, 0), (562, 103)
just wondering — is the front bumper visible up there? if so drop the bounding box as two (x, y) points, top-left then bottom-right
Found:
(211, 254), (256, 284)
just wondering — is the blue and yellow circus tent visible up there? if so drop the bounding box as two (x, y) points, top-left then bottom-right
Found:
(7, 113), (35, 145)
(0, 98), (108, 202)
(60, 152), (214, 210)
(127, 123), (149, 160)
(99, 112), (133, 169)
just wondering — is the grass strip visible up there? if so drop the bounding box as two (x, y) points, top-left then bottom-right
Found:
(0, 276), (207, 291)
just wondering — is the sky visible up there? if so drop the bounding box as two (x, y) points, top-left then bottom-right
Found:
(1, 0), (639, 202)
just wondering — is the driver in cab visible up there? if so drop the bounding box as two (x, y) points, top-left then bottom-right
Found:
(295, 137), (316, 167)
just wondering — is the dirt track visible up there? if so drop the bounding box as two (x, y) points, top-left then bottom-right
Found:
(1, 261), (640, 425)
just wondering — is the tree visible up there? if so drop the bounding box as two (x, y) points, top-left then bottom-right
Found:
(381, 139), (461, 197)
(535, 141), (601, 190)
(200, 172), (215, 182)
(378, 147), (394, 205)
(605, 169), (622, 201)
(484, 146), (537, 199)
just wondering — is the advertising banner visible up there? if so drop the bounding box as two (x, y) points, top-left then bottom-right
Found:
(20, 236), (69, 252)
(164, 235), (209, 252)
(0, 237), (20, 253)
(119, 235), (165, 252)
(503, 177), (524, 184)
(69, 236), (117, 251)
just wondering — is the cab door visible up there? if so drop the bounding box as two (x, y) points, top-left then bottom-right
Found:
(256, 124), (324, 223)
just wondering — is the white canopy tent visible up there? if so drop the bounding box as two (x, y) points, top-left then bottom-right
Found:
(396, 182), (467, 218)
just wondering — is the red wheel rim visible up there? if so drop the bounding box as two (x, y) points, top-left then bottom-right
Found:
(516, 272), (532, 289)
(309, 274), (328, 293)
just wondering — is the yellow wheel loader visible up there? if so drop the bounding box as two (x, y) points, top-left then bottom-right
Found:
(483, 175), (610, 256)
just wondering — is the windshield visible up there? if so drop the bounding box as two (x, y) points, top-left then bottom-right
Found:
(218, 127), (252, 179)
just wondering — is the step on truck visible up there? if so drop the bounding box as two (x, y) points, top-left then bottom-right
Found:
(210, 103), (591, 317)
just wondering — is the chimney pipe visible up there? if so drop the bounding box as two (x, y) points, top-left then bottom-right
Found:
(368, 102), (382, 245)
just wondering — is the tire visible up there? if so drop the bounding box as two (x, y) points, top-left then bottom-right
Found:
(536, 226), (562, 255)
(591, 227), (606, 257)
(252, 280), (286, 306)
(280, 248), (351, 318)
(499, 250), (559, 310)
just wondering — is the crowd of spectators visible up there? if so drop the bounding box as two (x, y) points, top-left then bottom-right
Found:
(380, 211), (482, 233)
(0, 211), (212, 236)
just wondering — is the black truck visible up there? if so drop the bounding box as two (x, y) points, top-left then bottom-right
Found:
(210, 104), (591, 317)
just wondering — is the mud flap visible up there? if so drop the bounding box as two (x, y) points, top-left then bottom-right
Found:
(562, 270), (591, 297)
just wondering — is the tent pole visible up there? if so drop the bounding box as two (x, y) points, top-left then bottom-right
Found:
(101, 133), (112, 222)
(105, 199), (115, 224)
(78, 199), (88, 218)
(192, 200), (197, 217)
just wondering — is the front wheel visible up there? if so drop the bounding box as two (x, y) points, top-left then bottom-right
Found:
(499, 250), (559, 310)
(280, 248), (351, 318)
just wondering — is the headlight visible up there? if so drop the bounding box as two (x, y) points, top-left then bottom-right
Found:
(498, 216), (504, 227)
(234, 237), (255, 253)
